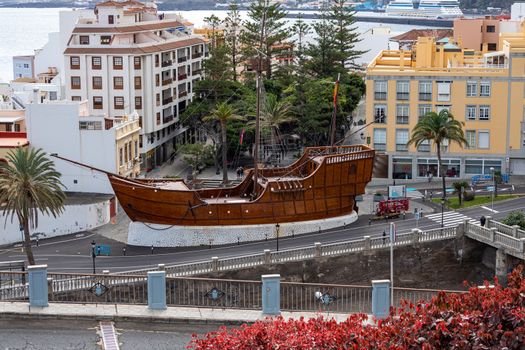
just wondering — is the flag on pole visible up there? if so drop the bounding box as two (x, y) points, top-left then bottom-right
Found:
(239, 128), (245, 145)
(332, 79), (339, 107)
(389, 222), (397, 243)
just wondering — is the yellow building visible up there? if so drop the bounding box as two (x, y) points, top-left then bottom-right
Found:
(365, 30), (525, 179)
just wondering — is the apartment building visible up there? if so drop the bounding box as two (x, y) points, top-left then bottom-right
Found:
(12, 55), (35, 80)
(366, 30), (525, 179)
(63, 0), (207, 171)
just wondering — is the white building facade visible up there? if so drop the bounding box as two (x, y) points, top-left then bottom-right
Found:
(12, 56), (35, 80)
(63, 0), (207, 171)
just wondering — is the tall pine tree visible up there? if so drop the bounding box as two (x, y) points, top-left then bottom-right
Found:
(330, 0), (366, 69)
(241, 0), (289, 79)
(224, 1), (243, 82)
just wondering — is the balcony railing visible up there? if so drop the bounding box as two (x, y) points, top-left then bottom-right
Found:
(162, 78), (172, 86)
(192, 69), (202, 75)
(419, 92), (432, 101)
(396, 116), (409, 124)
(161, 60), (172, 67)
(417, 144), (430, 152)
(396, 144), (408, 152)
(163, 115), (174, 124)
(178, 74), (187, 80)
(178, 91), (188, 98)
(177, 56), (187, 63)
(396, 92), (409, 100)
(162, 97), (173, 105)
(374, 92), (387, 100)
(374, 115), (386, 124)
(192, 52), (202, 59)
(374, 143), (386, 151)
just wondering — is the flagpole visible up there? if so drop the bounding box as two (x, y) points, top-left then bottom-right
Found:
(390, 222), (395, 307)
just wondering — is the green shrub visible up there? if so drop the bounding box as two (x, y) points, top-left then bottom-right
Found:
(463, 191), (475, 201)
(502, 211), (525, 229)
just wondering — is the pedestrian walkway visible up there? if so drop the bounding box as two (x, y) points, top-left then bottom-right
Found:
(424, 211), (478, 228)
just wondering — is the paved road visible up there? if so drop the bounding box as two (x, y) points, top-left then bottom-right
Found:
(1, 197), (524, 273)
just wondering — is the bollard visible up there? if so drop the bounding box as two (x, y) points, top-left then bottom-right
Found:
(364, 235), (371, 251)
(262, 274), (281, 315)
(411, 228), (420, 244)
(28, 265), (48, 307)
(147, 271), (166, 310)
(157, 264), (165, 271)
(264, 249), (271, 264)
(372, 279), (390, 319)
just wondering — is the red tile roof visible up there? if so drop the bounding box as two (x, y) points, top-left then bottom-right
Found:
(390, 29), (453, 43)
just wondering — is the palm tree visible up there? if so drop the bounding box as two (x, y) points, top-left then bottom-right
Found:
(407, 110), (467, 200)
(0, 147), (65, 265)
(203, 102), (244, 184)
(248, 94), (296, 159)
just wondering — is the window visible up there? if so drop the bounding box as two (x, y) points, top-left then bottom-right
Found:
(79, 121), (102, 130)
(487, 43), (497, 51)
(436, 105), (450, 113)
(113, 56), (123, 70)
(478, 131), (490, 149)
(479, 105), (490, 120)
(93, 96), (103, 109)
(155, 74), (160, 87)
(466, 105), (476, 120)
(466, 81), (477, 97)
(156, 93), (160, 107)
(71, 76), (81, 89)
(465, 160), (483, 174)
(113, 76), (124, 90)
(92, 76), (102, 89)
(114, 96), (124, 109)
(418, 104), (432, 120)
(100, 35), (111, 44)
(483, 160), (501, 174)
(156, 112), (161, 125)
(155, 54), (159, 67)
(79, 35), (89, 45)
(480, 81), (491, 97)
(134, 76), (141, 89)
(134, 141), (138, 158)
(374, 81), (387, 100)
(14, 124), (20, 132)
(373, 128), (386, 151)
(396, 104), (409, 124)
(134, 56), (141, 69)
(486, 25), (495, 33)
(70, 56), (80, 69)
(466, 130), (476, 149)
(392, 157), (413, 179)
(374, 104), (387, 123)
(119, 148), (123, 166)
(135, 96), (142, 109)
(72, 96), (82, 101)
(124, 143), (128, 163)
(396, 129), (409, 151)
(128, 142), (132, 161)
(396, 81), (409, 100)
(437, 81), (451, 101)
(92, 56), (102, 70)
(23, 64), (29, 68)
(108, 15), (114, 24)
(49, 91), (57, 100)
(417, 140), (430, 152)
(418, 81), (432, 101)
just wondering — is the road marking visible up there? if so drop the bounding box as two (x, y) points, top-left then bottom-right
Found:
(425, 211), (478, 227)
(481, 206), (499, 213)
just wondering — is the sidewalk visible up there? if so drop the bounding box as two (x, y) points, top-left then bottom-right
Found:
(0, 302), (362, 325)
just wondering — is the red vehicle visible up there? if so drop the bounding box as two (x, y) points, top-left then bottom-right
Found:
(375, 199), (409, 218)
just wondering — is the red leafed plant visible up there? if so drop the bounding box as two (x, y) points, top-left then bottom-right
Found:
(189, 266), (525, 349)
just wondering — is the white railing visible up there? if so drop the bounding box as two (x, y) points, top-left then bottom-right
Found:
(488, 221), (514, 236)
(494, 234), (524, 252)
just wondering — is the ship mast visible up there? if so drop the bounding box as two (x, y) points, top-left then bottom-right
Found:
(330, 73), (340, 146)
(252, 8), (267, 198)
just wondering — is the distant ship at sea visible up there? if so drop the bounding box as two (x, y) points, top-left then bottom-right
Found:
(386, 0), (463, 18)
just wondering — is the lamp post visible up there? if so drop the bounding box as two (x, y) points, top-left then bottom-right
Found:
(490, 167), (495, 212)
(275, 224), (280, 252)
(441, 198), (445, 228)
(91, 240), (96, 274)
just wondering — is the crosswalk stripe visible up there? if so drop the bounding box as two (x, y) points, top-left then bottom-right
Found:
(424, 211), (476, 227)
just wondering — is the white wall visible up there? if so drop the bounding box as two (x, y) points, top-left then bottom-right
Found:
(511, 3), (525, 21)
(25, 101), (115, 194)
(0, 199), (111, 246)
(34, 32), (61, 77)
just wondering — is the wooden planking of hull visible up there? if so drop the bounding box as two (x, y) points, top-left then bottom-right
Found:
(110, 145), (375, 226)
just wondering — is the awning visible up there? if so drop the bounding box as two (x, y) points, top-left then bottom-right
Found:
(0, 116), (24, 123)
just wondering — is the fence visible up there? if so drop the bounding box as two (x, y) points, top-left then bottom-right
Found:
(466, 220), (525, 256)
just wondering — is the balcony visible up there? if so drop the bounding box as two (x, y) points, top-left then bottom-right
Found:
(417, 144), (431, 152)
(419, 92), (432, 101)
(192, 69), (202, 76)
(161, 59), (172, 68)
(178, 91), (188, 98)
(178, 74), (187, 81)
(374, 143), (386, 151)
(162, 97), (173, 105)
(163, 114), (174, 124)
(162, 78), (172, 86)
(396, 144), (408, 152)
(192, 52), (202, 59)
(374, 92), (386, 100)
(396, 92), (409, 100)
(177, 56), (187, 63)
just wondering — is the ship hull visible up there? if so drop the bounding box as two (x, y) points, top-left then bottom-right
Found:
(109, 145), (375, 227)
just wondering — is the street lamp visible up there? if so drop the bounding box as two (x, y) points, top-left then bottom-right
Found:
(91, 240), (96, 274)
(275, 224), (280, 252)
(490, 167), (495, 212)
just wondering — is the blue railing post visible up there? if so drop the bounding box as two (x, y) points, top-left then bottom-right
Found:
(372, 279), (390, 319)
(28, 264), (48, 307)
(147, 271), (166, 310)
(262, 274), (280, 315)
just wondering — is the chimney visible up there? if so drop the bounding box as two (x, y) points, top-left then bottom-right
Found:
(32, 88), (39, 104)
